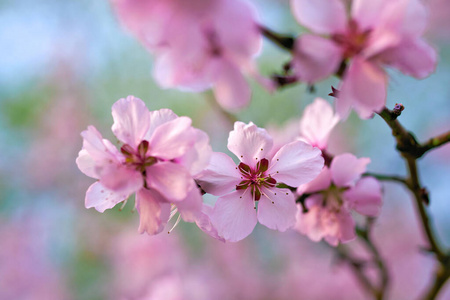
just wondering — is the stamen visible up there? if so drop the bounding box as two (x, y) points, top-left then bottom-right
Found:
(169, 207), (178, 221)
(168, 214), (182, 234)
(119, 199), (128, 211)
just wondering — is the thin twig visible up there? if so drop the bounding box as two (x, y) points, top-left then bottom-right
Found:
(363, 172), (409, 187)
(258, 25), (295, 51)
(357, 220), (390, 300)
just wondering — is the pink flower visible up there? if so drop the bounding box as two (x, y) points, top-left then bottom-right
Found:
(112, 0), (262, 111)
(76, 96), (211, 235)
(267, 97), (339, 156)
(291, 0), (437, 119)
(197, 122), (324, 242)
(294, 153), (383, 246)
(299, 97), (340, 150)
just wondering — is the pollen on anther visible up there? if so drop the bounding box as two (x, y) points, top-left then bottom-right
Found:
(274, 193), (277, 195)
(261, 148), (263, 151)
(276, 171), (279, 173)
(240, 196), (242, 198)
(272, 201), (274, 204)
(241, 155), (243, 158)
(277, 159), (279, 161)
(286, 193), (288, 195)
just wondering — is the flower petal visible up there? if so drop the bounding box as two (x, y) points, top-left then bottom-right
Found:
(380, 38), (437, 79)
(146, 162), (194, 202)
(148, 117), (196, 160)
(324, 210), (356, 246)
(343, 177), (383, 217)
(212, 59), (251, 112)
(210, 190), (258, 242)
(176, 187), (203, 223)
(98, 163), (143, 196)
(228, 121), (274, 165)
(257, 188), (297, 232)
(297, 167), (331, 195)
(351, 0), (392, 31)
(145, 108), (178, 140)
(337, 58), (387, 119)
(80, 126), (121, 164)
(299, 97), (340, 149)
(136, 188), (171, 235)
(330, 153), (370, 187)
(195, 204), (226, 242)
(270, 141), (324, 187)
(291, 0), (347, 34)
(176, 129), (212, 176)
(196, 152), (241, 196)
(293, 35), (342, 83)
(76, 149), (98, 179)
(111, 96), (150, 148)
(85, 182), (128, 213)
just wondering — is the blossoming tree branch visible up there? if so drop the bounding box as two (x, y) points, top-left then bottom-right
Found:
(76, 0), (450, 299)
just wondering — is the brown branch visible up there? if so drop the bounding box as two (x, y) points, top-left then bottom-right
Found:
(419, 131), (450, 155)
(377, 105), (450, 299)
(334, 244), (378, 297)
(258, 25), (295, 51)
(357, 220), (390, 300)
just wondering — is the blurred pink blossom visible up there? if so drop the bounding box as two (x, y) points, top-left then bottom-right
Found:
(295, 153), (382, 246)
(112, 0), (262, 111)
(0, 219), (69, 300)
(76, 96), (211, 235)
(291, 0), (437, 119)
(197, 121), (324, 242)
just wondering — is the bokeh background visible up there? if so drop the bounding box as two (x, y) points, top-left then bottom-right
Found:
(1, 0), (450, 299)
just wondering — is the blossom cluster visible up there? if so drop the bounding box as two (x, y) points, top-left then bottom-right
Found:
(77, 0), (435, 247)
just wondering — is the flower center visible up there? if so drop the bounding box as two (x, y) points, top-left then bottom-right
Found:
(322, 184), (346, 212)
(120, 140), (157, 174)
(332, 20), (371, 58)
(235, 158), (277, 201)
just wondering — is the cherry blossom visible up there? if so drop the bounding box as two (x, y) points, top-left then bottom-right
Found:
(112, 0), (262, 111)
(197, 122), (324, 242)
(291, 0), (437, 119)
(76, 96), (211, 235)
(295, 153), (382, 246)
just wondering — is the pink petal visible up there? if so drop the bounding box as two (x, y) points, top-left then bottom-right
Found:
(212, 0), (262, 60)
(145, 108), (178, 140)
(195, 204), (226, 242)
(299, 97), (340, 149)
(146, 162), (194, 202)
(111, 96), (150, 148)
(297, 167), (331, 195)
(361, 0), (428, 58)
(195, 152), (241, 196)
(324, 210), (356, 246)
(293, 35), (343, 83)
(85, 182), (127, 213)
(294, 196), (326, 242)
(98, 163), (143, 196)
(351, 0), (392, 31)
(210, 190), (258, 242)
(76, 149), (98, 179)
(80, 126), (121, 164)
(380, 38), (437, 79)
(176, 129), (212, 176)
(343, 177), (383, 217)
(337, 58), (387, 119)
(212, 59), (251, 111)
(257, 187), (297, 232)
(330, 153), (370, 187)
(148, 117), (196, 160)
(291, 0), (347, 34)
(136, 188), (171, 235)
(270, 141), (324, 187)
(175, 187), (203, 223)
(227, 121), (274, 166)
